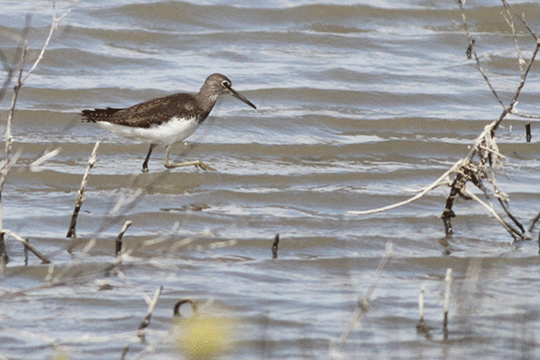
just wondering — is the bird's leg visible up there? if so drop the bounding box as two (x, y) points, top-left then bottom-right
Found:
(142, 144), (156, 173)
(164, 145), (215, 171)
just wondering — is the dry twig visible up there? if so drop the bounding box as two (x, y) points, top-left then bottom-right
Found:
(349, 1), (537, 241)
(2, 230), (51, 264)
(67, 141), (100, 241)
(331, 241), (393, 358)
(443, 268), (453, 340)
(137, 285), (164, 340)
(29, 148), (62, 172)
(416, 283), (431, 336)
(0, 7), (68, 264)
(115, 220), (133, 258)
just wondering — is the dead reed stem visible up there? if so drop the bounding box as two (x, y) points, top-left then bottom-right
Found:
(0, 6), (68, 265)
(2, 230), (50, 264)
(115, 220), (133, 258)
(0, 44), (27, 266)
(443, 268), (453, 340)
(29, 148), (62, 172)
(331, 241), (393, 358)
(67, 141), (100, 240)
(120, 345), (130, 360)
(416, 283), (430, 335)
(137, 285), (164, 340)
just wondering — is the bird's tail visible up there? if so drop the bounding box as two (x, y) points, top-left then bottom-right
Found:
(81, 107), (123, 123)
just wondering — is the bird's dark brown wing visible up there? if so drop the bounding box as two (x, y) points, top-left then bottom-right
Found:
(81, 93), (203, 129)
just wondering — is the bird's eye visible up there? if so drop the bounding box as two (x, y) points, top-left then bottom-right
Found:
(221, 80), (231, 88)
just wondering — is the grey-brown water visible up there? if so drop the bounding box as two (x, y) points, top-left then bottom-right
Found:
(2, 1), (540, 359)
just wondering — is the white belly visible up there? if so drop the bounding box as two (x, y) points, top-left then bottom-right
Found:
(97, 116), (200, 146)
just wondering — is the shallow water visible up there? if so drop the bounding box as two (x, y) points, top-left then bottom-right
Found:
(1, 1), (540, 359)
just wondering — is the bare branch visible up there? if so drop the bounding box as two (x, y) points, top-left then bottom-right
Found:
(463, 189), (524, 240)
(348, 160), (462, 216)
(456, 0), (505, 108)
(501, 0), (538, 41)
(503, 7), (526, 75)
(509, 109), (540, 119)
(21, 6), (71, 83)
(350, 1), (538, 241)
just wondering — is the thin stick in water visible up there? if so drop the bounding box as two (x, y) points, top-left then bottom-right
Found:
(120, 344), (129, 360)
(0, 234), (7, 269)
(29, 148), (61, 172)
(24, 237), (29, 266)
(331, 242), (393, 358)
(0, 6), (68, 267)
(3, 229), (51, 264)
(416, 283), (430, 335)
(115, 220), (132, 258)
(443, 268), (452, 340)
(272, 233), (279, 259)
(67, 141), (100, 240)
(138, 285), (163, 340)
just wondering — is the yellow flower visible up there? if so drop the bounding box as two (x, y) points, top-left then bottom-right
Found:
(174, 316), (234, 359)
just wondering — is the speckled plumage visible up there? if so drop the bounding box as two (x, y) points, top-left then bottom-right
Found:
(81, 93), (209, 129)
(81, 73), (257, 172)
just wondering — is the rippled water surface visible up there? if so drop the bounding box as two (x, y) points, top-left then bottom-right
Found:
(1, 1), (540, 359)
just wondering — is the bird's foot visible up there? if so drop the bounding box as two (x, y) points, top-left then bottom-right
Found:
(194, 161), (215, 171)
(164, 160), (215, 171)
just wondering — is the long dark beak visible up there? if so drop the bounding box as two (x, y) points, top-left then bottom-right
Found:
(225, 85), (257, 109)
